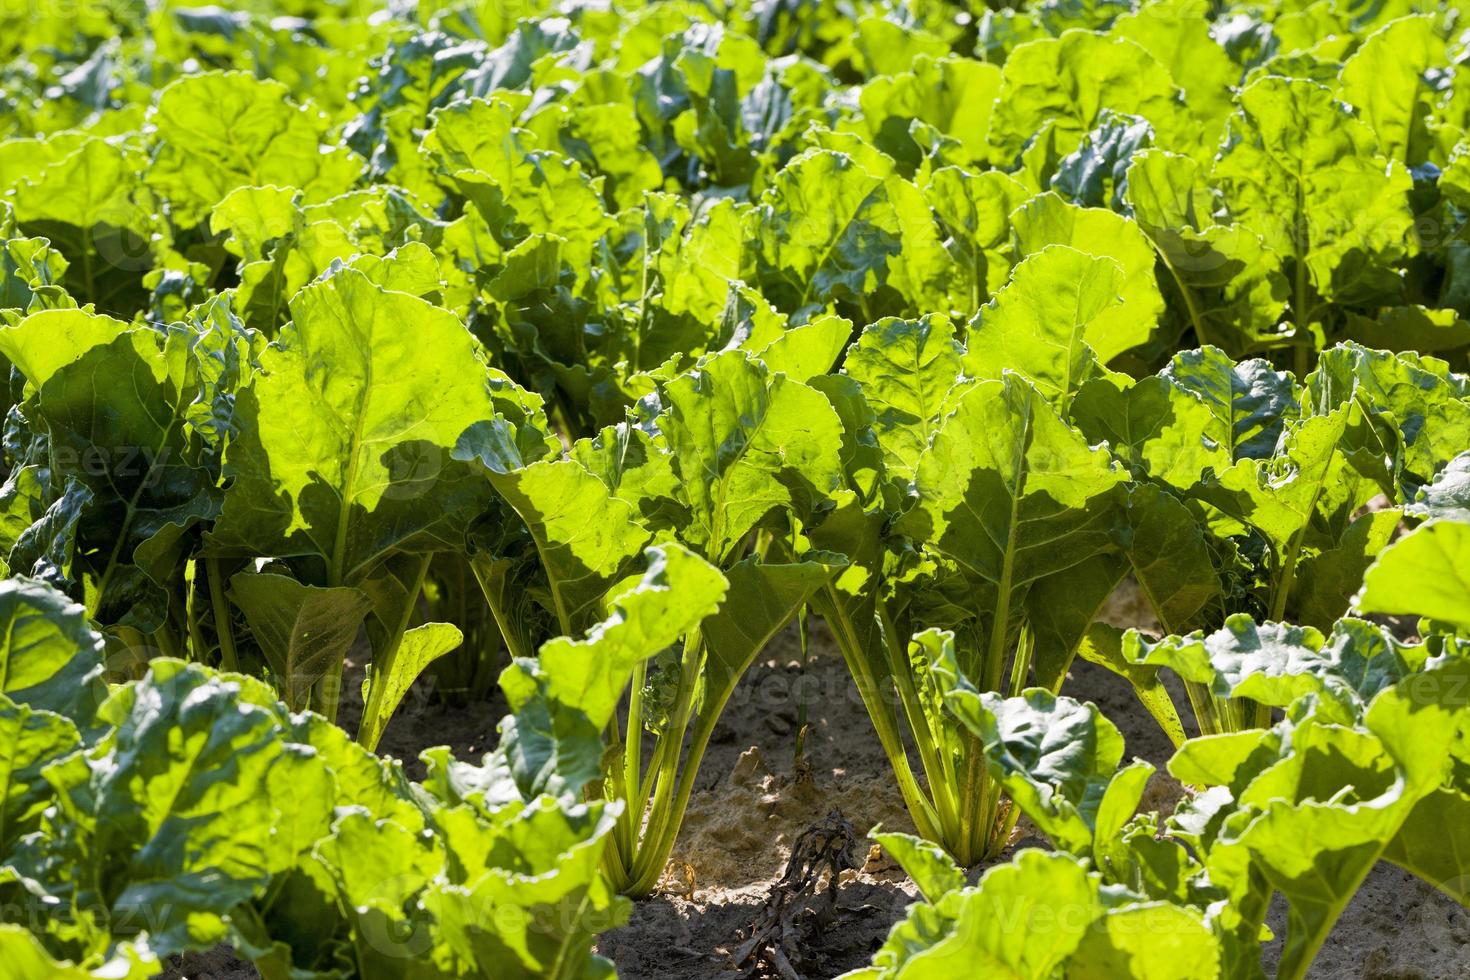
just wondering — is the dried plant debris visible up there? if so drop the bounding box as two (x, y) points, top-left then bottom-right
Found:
(734, 809), (863, 980)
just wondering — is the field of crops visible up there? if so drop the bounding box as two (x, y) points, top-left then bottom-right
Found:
(2, 0), (1470, 977)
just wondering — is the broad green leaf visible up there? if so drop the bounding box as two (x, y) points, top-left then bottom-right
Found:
(1161, 346), (1296, 461)
(922, 167), (1030, 315)
(6, 138), (154, 310)
(147, 71), (360, 227)
(457, 429), (652, 635)
(496, 544), (727, 799)
(1207, 657), (1469, 978)
(1056, 108), (1155, 206)
(844, 314), (962, 488)
(751, 313), (851, 385)
(863, 850), (1103, 978)
(1124, 150), (1288, 356)
(1383, 788), (1470, 905)
(940, 677), (1131, 855)
(1294, 508), (1400, 629)
(227, 571), (372, 712)
(28, 330), (219, 628)
(1215, 76), (1413, 308)
(0, 231), (72, 316)
(1356, 520), (1470, 630)
(0, 308), (127, 388)
(1113, 0), (1236, 138)
(1118, 484), (1221, 633)
(424, 96), (613, 271)
(855, 56), (1000, 170)
(964, 245), (1123, 407)
(989, 32), (1184, 162)
(358, 621), (463, 752)
(1308, 343), (1470, 499)
(0, 926), (157, 980)
(0, 695), (81, 855)
(1407, 451), (1470, 523)
(1010, 193), (1164, 361)
(0, 576), (106, 721)
(1337, 15), (1441, 165)
(754, 149), (901, 311)
(1343, 306), (1470, 355)
(1141, 616), (1333, 710)
(418, 796), (627, 978)
(869, 828), (965, 903)
(899, 375), (1126, 655)
(1072, 374), (1229, 492)
(1194, 408), (1377, 619)
(1068, 900), (1220, 979)
(661, 350), (845, 562)
(210, 267), (496, 587)
(77, 660), (333, 955)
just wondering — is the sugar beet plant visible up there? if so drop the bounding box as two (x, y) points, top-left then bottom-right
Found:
(3, 0), (1470, 976)
(847, 516), (1470, 980)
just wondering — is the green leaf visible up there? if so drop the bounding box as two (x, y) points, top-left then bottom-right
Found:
(1383, 788), (1470, 905)
(147, 71), (360, 227)
(989, 32), (1184, 163)
(1067, 900), (1220, 980)
(1113, 0), (1236, 139)
(899, 374), (1126, 676)
(869, 827), (965, 903)
(210, 267), (496, 587)
(227, 571), (372, 712)
(1308, 342), (1470, 499)
(1124, 150), (1288, 356)
(418, 797), (628, 979)
(922, 167), (1030, 315)
(661, 350), (845, 562)
(754, 149), (901, 311)
(0, 695), (81, 856)
(456, 431), (652, 635)
(0, 926), (157, 980)
(1010, 193), (1164, 361)
(0, 308), (127, 389)
(28, 330), (219, 628)
(864, 850), (1104, 978)
(856, 56), (1001, 170)
(424, 96), (613, 271)
(843, 314), (963, 489)
(41, 660), (336, 956)
(1071, 374), (1227, 492)
(1194, 408), (1376, 619)
(964, 245), (1123, 407)
(1215, 76), (1413, 308)
(6, 138), (154, 310)
(1337, 15), (1441, 165)
(358, 621), (463, 752)
(1161, 346), (1297, 461)
(496, 544), (727, 799)
(1294, 508), (1400, 629)
(1356, 520), (1470, 630)
(1407, 452), (1470, 523)
(0, 576), (106, 722)
(940, 679), (1130, 855)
